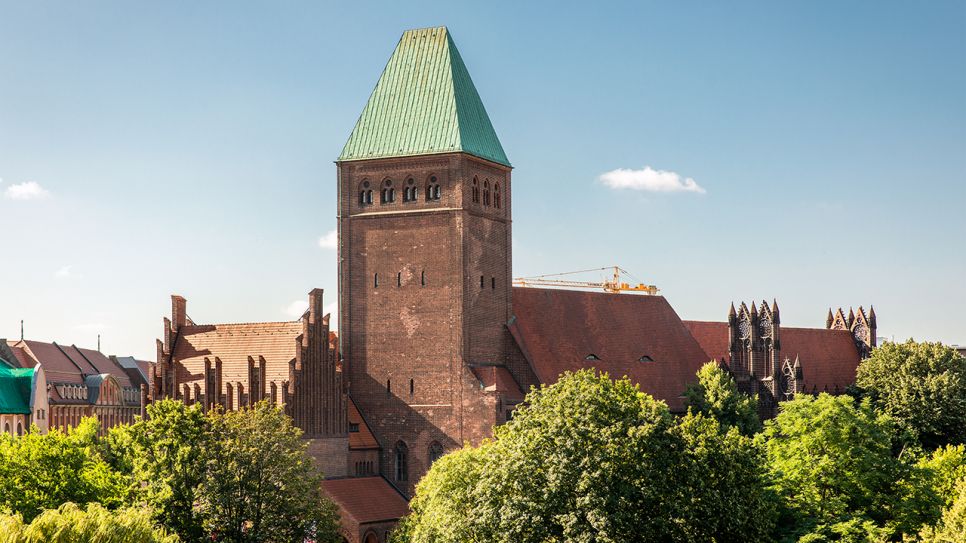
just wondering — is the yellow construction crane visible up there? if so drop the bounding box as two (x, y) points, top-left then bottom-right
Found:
(512, 266), (659, 295)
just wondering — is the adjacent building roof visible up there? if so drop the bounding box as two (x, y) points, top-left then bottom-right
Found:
(0, 365), (33, 414)
(339, 26), (510, 167)
(348, 397), (379, 450)
(682, 321), (861, 393)
(509, 288), (711, 411)
(4, 340), (132, 389)
(471, 365), (525, 402)
(113, 356), (152, 389)
(320, 476), (410, 525)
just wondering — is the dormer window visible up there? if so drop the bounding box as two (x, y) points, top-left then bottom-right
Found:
(638, 355), (654, 363)
(585, 354), (601, 361)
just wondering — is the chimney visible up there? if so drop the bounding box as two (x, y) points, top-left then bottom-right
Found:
(308, 288), (325, 325)
(171, 295), (187, 329)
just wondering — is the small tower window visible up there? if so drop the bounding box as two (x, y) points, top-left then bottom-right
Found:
(374, 273), (379, 288)
(421, 270), (426, 286)
(386, 379), (391, 397)
(426, 176), (441, 201)
(359, 180), (373, 206)
(381, 179), (395, 204)
(472, 177), (480, 203)
(409, 378), (414, 396)
(403, 177), (417, 202)
(483, 180), (491, 206)
(491, 277), (496, 289)
(495, 183), (502, 209)
(397, 272), (402, 287)
(480, 275), (485, 289)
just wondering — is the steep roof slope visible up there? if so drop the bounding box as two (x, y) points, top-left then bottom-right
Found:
(509, 288), (710, 411)
(320, 476), (409, 525)
(0, 365), (33, 414)
(339, 26), (510, 167)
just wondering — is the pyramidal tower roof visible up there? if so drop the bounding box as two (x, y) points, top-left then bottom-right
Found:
(339, 26), (510, 167)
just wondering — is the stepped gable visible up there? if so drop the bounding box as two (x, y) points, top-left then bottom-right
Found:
(171, 321), (304, 384)
(509, 287), (710, 411)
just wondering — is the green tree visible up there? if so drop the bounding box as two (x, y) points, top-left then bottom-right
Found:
(855, 340), (966, 449)
(199, 402), (341, 543)
(759, 394), (904, 539)
(920, 477), (966, 543)
(683, 361), (761, 436)
(0, 419), (127, 522)
(104, 399), (210, 541)
(399, 370), (776, 543)
(0, 502), (178, 543)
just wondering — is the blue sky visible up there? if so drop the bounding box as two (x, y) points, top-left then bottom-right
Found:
(1, 1), (964, 359)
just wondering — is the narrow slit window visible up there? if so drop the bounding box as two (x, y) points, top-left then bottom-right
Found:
(374, 273), (379, 288)
(491, 277), (496, 289)
(397, 272), (402, 286)
(409, 378), (414, 396)
(421, 270), (426, 286)
(480, 275), (485, 288)
(386, 379), (391, 397)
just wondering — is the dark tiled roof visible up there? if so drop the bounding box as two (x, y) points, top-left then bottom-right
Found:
(682, 321), (861, 392)
(509, 288), (710, 411)
(348, 397), (379, 450)
(782, 327), (860, 393)
(683, 321), (730, 363)
(320, 476), (409, 525)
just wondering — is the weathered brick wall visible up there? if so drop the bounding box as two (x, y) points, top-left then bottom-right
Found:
(306, 436), (349, 478)
(339, 153), (513, 496)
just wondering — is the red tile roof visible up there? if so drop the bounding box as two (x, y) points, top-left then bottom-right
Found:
(320, 477), (409, 525)
(6, 340), (131, 388)
(348, 397), (379, 450)
(509, 288), (710, 411)
(683, 321), (861, 393)
(683, 321), (730, 363)
(782, 327), (860, 393)
(470, 366), (524, 401)
(172, 322), (303, 386)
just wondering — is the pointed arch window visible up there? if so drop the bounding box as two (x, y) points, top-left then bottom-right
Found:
(380, 179), (395, 204)
(483, 180), (491, 206)
(472, 177), (480, 203)
(395, 441), (409, 482)
(425, 176), (441, 201)
(429, 441), (444, 465)
(494, 183), (502, 209)
(403, 177), (418, 202)
(358, 180), (373, 206)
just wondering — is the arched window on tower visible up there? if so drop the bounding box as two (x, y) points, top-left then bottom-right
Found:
(472, 177), (480, 203)
(395, 441), (409, 482)
(494, 183), (502, 209)
(358, 180), (373, 206)
(426, 176), (441, 201)
(483, 180), (491, 206)
(403, 177), (417, 202)
(429, 441), (444, 465)
(380, 179), (395, 204)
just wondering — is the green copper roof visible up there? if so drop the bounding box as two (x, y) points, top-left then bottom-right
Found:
(0, 364), (33, 415)
(339, 26), (510, 167)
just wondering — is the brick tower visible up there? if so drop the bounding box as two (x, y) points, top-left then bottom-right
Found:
(337, 27), (513, 496)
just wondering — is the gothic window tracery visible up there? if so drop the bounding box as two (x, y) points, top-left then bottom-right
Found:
(358, 180), (373, 206)
(380, 179), (395, 204)
(403, 177), (417, 202)
(483, 180), (491, 206)
(472, 178), (480, 203)
(426, 176), (441, 201)
(494, 183), (501, 209)
(395, 441), (409, 482)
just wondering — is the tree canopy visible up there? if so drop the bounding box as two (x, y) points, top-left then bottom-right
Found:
(683, 361), (761, 436)
(0, 502), (179, 543)
(398, 369), (776, 543)
(855, 340), (966, 449)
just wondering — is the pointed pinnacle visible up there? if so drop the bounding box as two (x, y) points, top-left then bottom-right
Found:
(826, 308), (834, 328)
(751, 301), (758, 315)
(772, 299), (779, 313)
(729, 302), (737, 317)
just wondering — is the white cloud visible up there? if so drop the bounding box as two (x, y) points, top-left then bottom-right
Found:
(4, 181), (51, 200)
(55, 265), (74, 278)
(284, 300), (309, 318)
(598, 166), (705, 194)
(318, 230), (338, 249)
